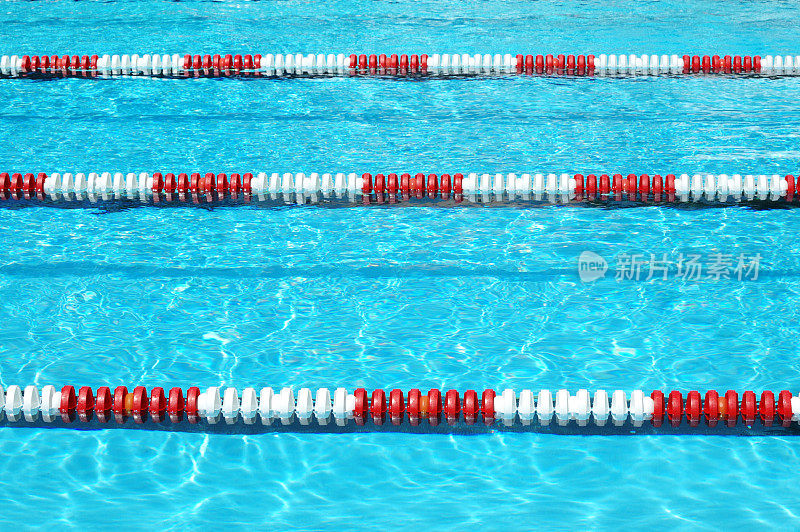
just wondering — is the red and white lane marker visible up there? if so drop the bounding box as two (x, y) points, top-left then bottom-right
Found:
(1, 53), (799, 77)
(0, 171), (795, 204)
(2, 385), (797, 429)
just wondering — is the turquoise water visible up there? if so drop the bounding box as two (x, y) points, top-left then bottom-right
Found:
(2, 0), (800, 528)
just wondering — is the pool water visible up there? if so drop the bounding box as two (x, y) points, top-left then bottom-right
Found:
(1, 0), (800, 528)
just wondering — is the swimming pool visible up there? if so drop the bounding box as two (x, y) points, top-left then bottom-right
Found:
(2, 0), (800, 528)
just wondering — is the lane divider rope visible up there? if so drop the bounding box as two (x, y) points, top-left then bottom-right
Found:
(1, 385), (797, 430)
(1, 53), (799, 77)
(0, 172), (795, 204)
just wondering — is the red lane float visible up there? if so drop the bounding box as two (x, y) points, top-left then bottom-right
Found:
(186, 387), (200, 418)
(94, 387), (112, 421)
(77, 386), (94, 421)
(463, 390), (478, 423)
(389, 389), (404, 423)
(168, 387), (184, 418)
(445, 389), (460, 419)
(650, 391), (665, 428)
(370, 389), (386, 423)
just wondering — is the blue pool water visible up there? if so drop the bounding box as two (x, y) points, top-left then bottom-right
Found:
(2, 0), (800, 528)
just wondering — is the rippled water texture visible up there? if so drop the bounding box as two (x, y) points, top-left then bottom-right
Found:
(1, 0), (800, 529)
